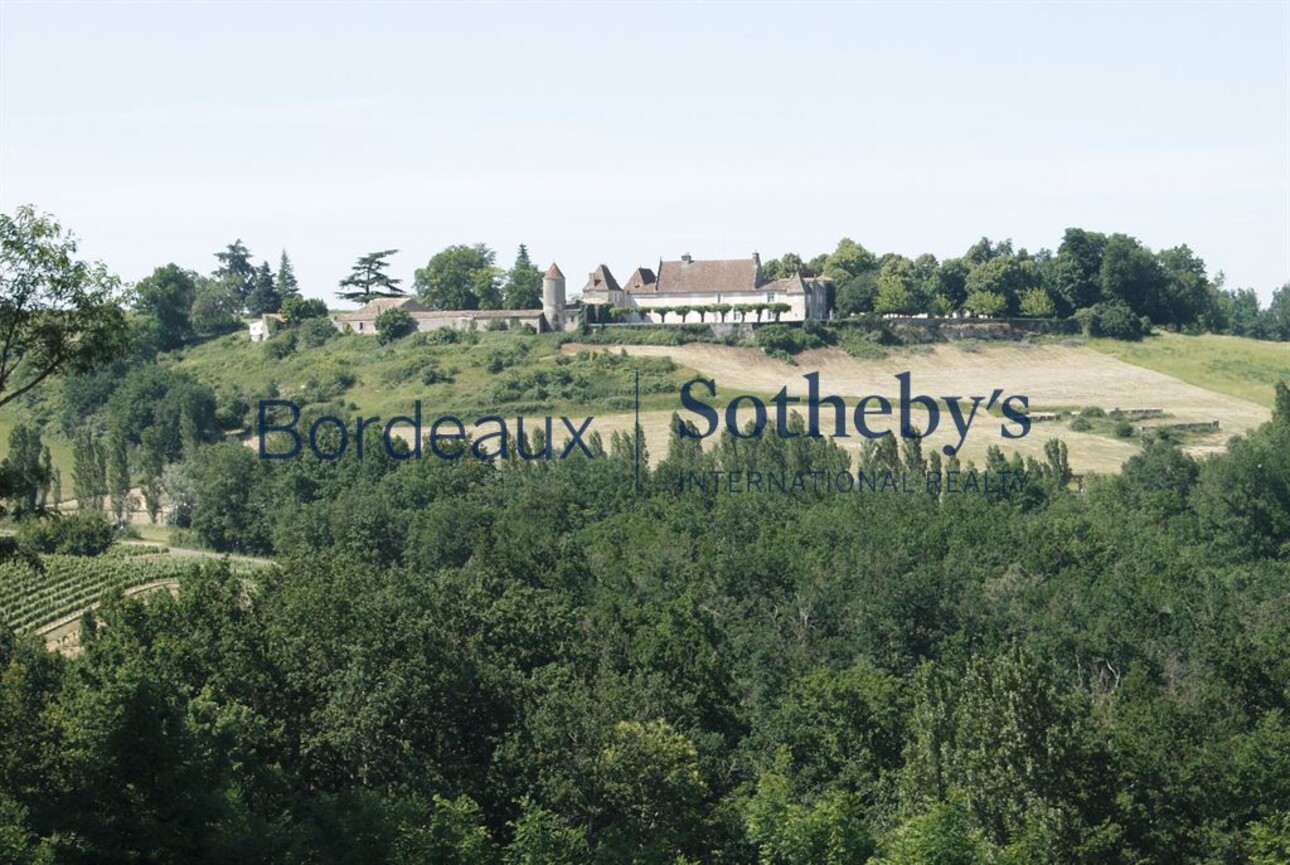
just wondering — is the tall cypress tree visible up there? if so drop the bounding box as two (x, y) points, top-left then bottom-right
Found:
(139, 428), (165, 524)
(107, 426), (130, 524)
(72, 427), (106, 513)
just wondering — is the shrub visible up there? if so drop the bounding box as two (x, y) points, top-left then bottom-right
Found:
(297, 317), (337, 348)
(1069, 416), (1092, 432)
(214, 388), (251, 429)
(264, 330), (297, 359)
(375, 308), (415, 344)
(1114, 420), (1135, 438)
(485, 319), (509, 332)
(412, 328), (461, 346)
(754, 324), (825, 356)
(279, 296), (329, 324)
(299, 364), (357, 404)
(16, 511), (115, 556)
(839, 329), (887, 359)
(421, 361), (455, 385)
(1076, 301), (1148, 340)
(381, 360), (423, 387)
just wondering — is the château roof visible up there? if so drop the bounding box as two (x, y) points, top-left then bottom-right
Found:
(760, 274), (809, 296)
(622, 267), (656, 292)
(653, 256), (761, 295)
(545, 263), (564, 279)
(582, 264), (620, 294)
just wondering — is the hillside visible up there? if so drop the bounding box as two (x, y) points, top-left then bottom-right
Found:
(568, 334), (1276, 474)
(1089, 331), (1290, 408)
(171, 328), (700, 419)
(1, 327), (1284, 480)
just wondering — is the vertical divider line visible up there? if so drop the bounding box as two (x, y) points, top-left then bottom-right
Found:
(634, 368), (641, 495)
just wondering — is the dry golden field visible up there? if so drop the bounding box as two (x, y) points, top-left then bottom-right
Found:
(566, 339), (1274, 475)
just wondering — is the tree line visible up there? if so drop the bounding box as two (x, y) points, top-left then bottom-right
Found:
(2, 397), (1289, 861)
(115, 222), (1290, 353)
(762, 231), (1286, 340)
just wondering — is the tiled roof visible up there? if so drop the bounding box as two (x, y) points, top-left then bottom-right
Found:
(409, 309), (545, 320)
(622, 268), (656, 292)
(333, 295), (426, 319)
(761, 274), (808, 296)
(545, 263), (564, 279)
(582, 264), (620, 294)
(653, 257), (760, 295)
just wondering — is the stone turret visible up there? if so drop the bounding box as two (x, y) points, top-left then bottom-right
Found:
(542, 262), (566, 332)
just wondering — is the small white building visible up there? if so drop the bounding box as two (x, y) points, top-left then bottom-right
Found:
(248, 314), (284, 342)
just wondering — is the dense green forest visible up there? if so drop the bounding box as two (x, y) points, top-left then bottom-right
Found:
(2, 403), (1290, 862)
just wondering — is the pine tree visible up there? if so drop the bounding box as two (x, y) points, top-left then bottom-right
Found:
(214, 239), (256, 309)
(502, 244), (543, 309)
(338, 250), (404, 303)
(247, 261), (282, 315)
(277, 250), (301, 299)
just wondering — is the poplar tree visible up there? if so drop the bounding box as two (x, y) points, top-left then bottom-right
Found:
(72, 427), (106, 512)
(2, 423), (52, 518)
(107, 426), (130, 524)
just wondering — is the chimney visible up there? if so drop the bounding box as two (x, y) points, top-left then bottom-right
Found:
(681, 252), (692, 264)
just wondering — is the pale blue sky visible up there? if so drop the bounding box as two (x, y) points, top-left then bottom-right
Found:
(2, 1), (1287, 305)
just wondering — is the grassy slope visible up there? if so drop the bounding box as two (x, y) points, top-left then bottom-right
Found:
(172, 329), (702, 421)
(1089, 332), (1290, 408)
(3, 328), (1288, 479)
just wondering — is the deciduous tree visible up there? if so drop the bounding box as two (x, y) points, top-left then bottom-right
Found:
(0, 206), (128, 409)
(415, 244), (499, 310)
